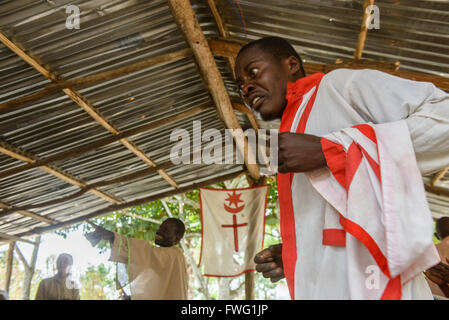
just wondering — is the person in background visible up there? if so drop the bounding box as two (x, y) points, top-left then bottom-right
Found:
(35, 253), (80, 300)
(85, 218), (188, 300)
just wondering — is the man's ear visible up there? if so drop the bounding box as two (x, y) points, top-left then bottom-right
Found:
(285, 56), (301, 77)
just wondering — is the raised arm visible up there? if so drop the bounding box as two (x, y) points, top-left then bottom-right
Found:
(85, 225), (114, 247)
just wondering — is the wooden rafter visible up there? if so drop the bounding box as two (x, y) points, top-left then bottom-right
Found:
(0, 105), (209, 180)
(0, 231), (36, 245)
(206, 0), (236, 78)
(0, 161), (172, 216)
(209, 39), (449, 91)
(0, 201), (58, 224)
(167, 0), (261, 181)
(0, 141), (122, 205)
(0, 47), (192, 112)
(0, 32), (186, 189)
(9, 170), (247, 239)
(425, 183), (449, 198)
(431, 166), (449, 186)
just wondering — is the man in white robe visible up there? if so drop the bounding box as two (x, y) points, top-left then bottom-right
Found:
(234, 36), (449, 299)
(86, 218), (188, 300)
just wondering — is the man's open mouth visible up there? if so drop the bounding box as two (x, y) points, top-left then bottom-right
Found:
(251, 96), (264, 111)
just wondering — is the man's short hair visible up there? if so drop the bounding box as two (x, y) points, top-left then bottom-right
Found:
(56, 253), (73, 268)
(237, 36), (306, 76)
(165, 218), (185, 239)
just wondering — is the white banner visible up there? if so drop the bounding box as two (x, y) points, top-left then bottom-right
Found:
(199, 186), (268, 277)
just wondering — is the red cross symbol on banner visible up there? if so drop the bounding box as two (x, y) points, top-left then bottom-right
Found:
(221, 215), (248, 252)
(221, 191), (248, 252)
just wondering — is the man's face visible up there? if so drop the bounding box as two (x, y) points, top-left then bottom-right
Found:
(155, 221), (179, 247)
(235, 46), (290, 121)
(57, 255), (73, 275)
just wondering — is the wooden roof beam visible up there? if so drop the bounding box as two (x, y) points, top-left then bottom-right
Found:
(0, 105), (209, 180)
(0, 32), (181, 190)
(0, 141), (122, 205)
(12, 170), (247, 238)
(0, 201), (58, 225)
(0, 231), (37, 245)
(431, 166), (449, 186)
(167, 0), (261, 182)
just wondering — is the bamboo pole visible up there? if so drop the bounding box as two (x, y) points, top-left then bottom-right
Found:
(166, 0), (261, 181)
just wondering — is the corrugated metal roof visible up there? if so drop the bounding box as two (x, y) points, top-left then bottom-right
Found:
(0, 0), (448, 242)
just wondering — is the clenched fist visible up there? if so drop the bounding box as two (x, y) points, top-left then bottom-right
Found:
(254, 243), (285, 283)
(278, 132), (327, 173)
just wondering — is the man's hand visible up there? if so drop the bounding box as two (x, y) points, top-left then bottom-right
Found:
(85, 226), (114, 247)
(278, 132), (327, 173)
(425, 258), (449, 286)
(254, 243), (284, 283)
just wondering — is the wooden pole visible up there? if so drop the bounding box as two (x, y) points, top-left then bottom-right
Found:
(5, 241), (15, 294)
(244, 175), (267, 300)
(354, 0), (375, 60)
(167, 0), (261, 181)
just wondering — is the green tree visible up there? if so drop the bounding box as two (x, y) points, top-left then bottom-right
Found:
(79, 263), (117, 300)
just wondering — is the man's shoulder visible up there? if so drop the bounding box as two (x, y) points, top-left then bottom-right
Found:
(324, 68), (386, 82)
(39, 276), (56, 286)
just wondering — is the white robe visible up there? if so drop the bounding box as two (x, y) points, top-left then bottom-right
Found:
(278, 69), (449, 300)
(110, 232), (188, 300)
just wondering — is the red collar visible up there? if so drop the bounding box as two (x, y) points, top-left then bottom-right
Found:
(281, 73), (325, 132)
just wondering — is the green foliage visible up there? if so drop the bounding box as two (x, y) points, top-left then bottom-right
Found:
(0, 251), (43, 300)
(79, 263), (117, 300)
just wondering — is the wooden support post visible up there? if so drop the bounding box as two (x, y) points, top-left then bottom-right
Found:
(244, 175), (267, 300)
(167, 0), (261, 182)
(5, 241), (15, 294)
